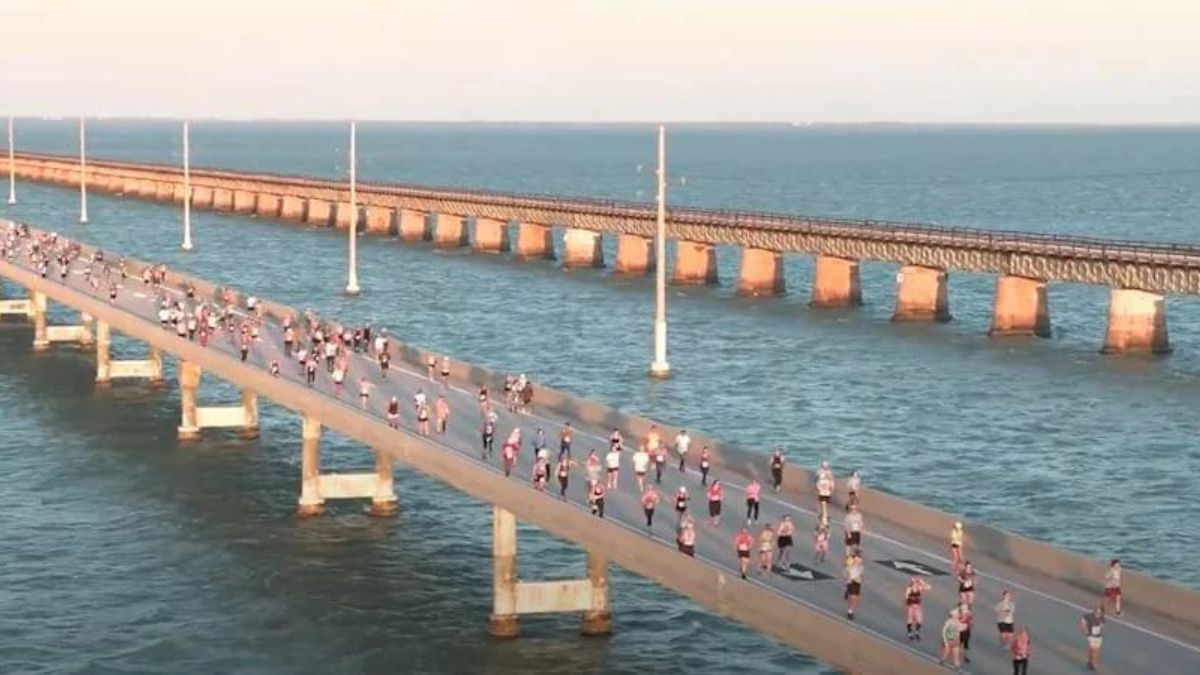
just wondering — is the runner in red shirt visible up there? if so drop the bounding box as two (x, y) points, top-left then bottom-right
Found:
(641, 485), (659, 530)
(734, 527), (754, 579)
(707, 480), (724, 526)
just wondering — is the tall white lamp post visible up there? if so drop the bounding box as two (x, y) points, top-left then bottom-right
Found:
(344, 120), (361, 295)
(650, 124), (670, 378)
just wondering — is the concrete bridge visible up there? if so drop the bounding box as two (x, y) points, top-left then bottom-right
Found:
(8, 151), (1196, 354)
(3, 217), (1199, 673)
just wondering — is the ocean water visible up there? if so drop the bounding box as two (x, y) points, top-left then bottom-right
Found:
(2, 121), (1199, 674)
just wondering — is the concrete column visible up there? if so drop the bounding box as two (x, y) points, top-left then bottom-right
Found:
(177, 361), (202, 440)
(148, 348), (164, 384)
(581, 551), (613, 636)
(369, 450), (398, 516)
(95, 320), (112, 384)
(399, 209), (430, 241)
(233, 190), (258, 213)
(78, 312), (94, 346)
(810, 255), (862, 308)
(172, 183), (188, 204)
(737, 248), (786, 296)
(613, 234), (654, 275)
(192, 186), (214, 209)
(241, 389), (260, 439)
(672, 241), (718, 285)
(472, 217), (511, 253)
(212, 188), (234, 211)
(514, 222), (555, 260)
(31, 291), (48, 351)
(154, 182), (175, 202)
(137, 179), (159, 199)
(297, 415), (323, 516)
(562, 229), (604, 268)
(256, 194), (281, 219)
(365, 206), (395, 235)
(989, 276), (1050, 338)
(306, 199), (333, 226)
(334, 201), (361, 230)
(280, 195), (307, 221)
(892, 265), (951, 322)
(488, 506), (520, 638)
(1103, 289), (1169, 355)
(433, 214), (468, 248)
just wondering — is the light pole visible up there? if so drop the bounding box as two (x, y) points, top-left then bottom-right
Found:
(6, 116), (14, 205)
(181, 120), (193, 251)
(344, 120), (361, 296)
(650, 124), (670, 378)
(78, 116), (88, 223)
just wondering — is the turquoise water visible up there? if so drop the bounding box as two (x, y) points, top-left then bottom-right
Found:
(2, 121), (1200, 674)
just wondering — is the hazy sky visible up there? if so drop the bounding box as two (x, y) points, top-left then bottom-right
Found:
(2, 0), (1198, 123)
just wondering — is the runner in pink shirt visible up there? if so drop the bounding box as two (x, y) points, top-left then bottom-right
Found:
(734, 527), (754, 579)
(745, 479), (762, 522)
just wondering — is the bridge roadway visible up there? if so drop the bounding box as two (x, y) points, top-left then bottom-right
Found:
(3, 223), (1200, 673)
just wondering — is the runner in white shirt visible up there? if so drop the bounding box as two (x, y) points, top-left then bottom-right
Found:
(816, 471), (835, 521)
(605, 447), (621, 489)
(632, 446), (651, 491)
(675, 430), (692, 472)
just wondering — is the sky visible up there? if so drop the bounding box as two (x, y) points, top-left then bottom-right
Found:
(2, 0), (1199, 124)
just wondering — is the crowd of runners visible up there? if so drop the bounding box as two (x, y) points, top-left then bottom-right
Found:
(2, 221), (1136, 674)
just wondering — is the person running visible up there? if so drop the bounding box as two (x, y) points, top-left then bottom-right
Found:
(305, 356), (318, 386)
(585, 448), (601, 491)
(1011, 626), (1032, 675)
(481, 413), (496, 458)
(609, 428), (623, 452)
(843, 504), (864, 552)
(555, 454), (573, 499)
(706, 479), (723, 526)
(413, 389), (427, 415)
(641, 484), (659, 529)
(440, 355), (451, 387)
(745, 478), (762, 522)
(950, 521), (965, 574)
(699, 446), (711, 486)
(531, 455), (549, 492)
(958, 601), (974, 663)
(533, 427), (546, 453)
(846, 469), (861, 509)
(426, 354), (436, 381)
(813, 516), (830, 562)
(358, 377), (372, 408)
(653, 442), (667, 485)
(1080, 604), (1105, 671)
(757, 523), (775, 575)
(589, 480), (606, 519)
(1104, 558), (1122, 615)
(674, 486), (689, 523)
(331, 366), (346, 397)
(776, 515), (796, 569)
(675, 429), (691, 471)
(605, 445), (621, 489)
(415, 402), (430, 436)
(378, 350), (390, 379)
(500, 430), (519, 477)
(435, 395), (450, 435)
(816, 468), (835, 521)
(387, 396), (400, 429)
(734, 527), (754, 579)
(269, 360), (280, 377)
(996, 590), (1016, 646)
(559, 422), (572, 458)
(632, 445), (650, 492)
(905, 576), (932, 641)
(843, 551), (864, 620)
(958, 561), (976, 605)
(645, 424), (662, 457)
(769, 448), (785, 492)
(939, 609), (963, 669)
(677, 514), (697, 556)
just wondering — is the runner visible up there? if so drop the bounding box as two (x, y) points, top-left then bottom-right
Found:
(653, 442), (667, 484)
(677, 513), (696, 556)
(813, 516), (830, 562)
(734, 526), (754, 579)
(440, 355), (450, 387)
(939, 609), (963, 669)
(699, 446), (712, 486)
(1011, 626), (1032, 675)
(632, 445), (650, 492)
(605, 445), (621, 489)
(387, 396), (400, 429)
(331, 366), (346, 397)
(477, 385), (489, 413)
(950, 520), (965, 574)
(904, 576), (932, 641)
(846, 469), (861, 509)
(481, 413), (496, 458)
(358, 377), (372, 408)
(674, 486), (689, 523)
(843, 503), (864, 553)
(706, 479), (723, 526)
(435, 395), (449, 435)
(378, 349), (390, 379)
(1080, 604), (1105, 671)
(958, 601), (974, 663)
(555, 454), (573, 499)
(501, 430), (520, 477)
(589, 480), (606, 518)
(675, 428), (691, 471)
(996, 590), (1016, 646)
(609, 428), (623, 452)
(757, 523), (775, 575)
(585, 448), (601, 491)
(426, 353), (436, 380)
(641, 484), (659, 529)
(745, 478), (762, 522)
(269, 360), (280, 377)
(305, 356), (317, 386)
(776, 515), (796, 569)
(769, 448), (785, 492)
(559, 422), (572, 458)
(413, 388), (427, 415)
(1104, 558), (1122, 615)
(531, 455), (549, 492)
(415, 401), (430, 436)
(816, 468), (835, 521)
(843, 551), (864, 620)
(958, 561), (976, 605)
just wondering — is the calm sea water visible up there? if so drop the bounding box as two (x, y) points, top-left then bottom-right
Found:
(2, 121), (1200, 674)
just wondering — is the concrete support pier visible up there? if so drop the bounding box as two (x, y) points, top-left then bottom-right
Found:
(613, 234), (654, 275)
(737, 248), (785, 296)
(256, 194), (282, 219)
(176, 361), (259, 439)
(306, 199), (333, 227)
(233, 190), (258, 214)
(212, 188), (234, 212)
(892, 265), (951, 322)
(989, 276), (1051, 337)
(95, 321), (164, 384)
(561, 229), (603, 268)
(334, 201), (360, 230)
(154, 182), (174, 202)
(34, 305), (94, 350)
(30, 291), (48, 349)
(295, 414), (396, 516)
(399, 209), (430, 241)
(514, 222), (555, 260)
(433, 214), (469, 248)
(488, 505), (520, 637)
(1103, 288), (1170, 354)
(280, 195), (307, 221)
(810, 255), (862, 308)
(581, 552), (613, 636)
(365, 206), (394, 235)
(672, 241), (718, 285)
(472, 218), (511, 253)
(191, 186), (214, 209)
